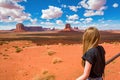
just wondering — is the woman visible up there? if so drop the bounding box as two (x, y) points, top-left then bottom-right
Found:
(76, 27), (105, 80)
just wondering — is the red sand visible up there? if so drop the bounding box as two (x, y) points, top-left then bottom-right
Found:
(0, 41), (120, 80)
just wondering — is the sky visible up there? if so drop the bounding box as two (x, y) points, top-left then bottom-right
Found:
(0, 0), (120, 30)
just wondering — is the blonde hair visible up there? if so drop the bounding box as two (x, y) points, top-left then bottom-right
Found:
(82, 27), (100, 66)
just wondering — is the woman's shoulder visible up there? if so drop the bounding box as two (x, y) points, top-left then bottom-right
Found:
(97, 45), (106, 54)
(98, 45), (104, 49)
(85, 47), (97, 56)
(87, 47), (97, 53)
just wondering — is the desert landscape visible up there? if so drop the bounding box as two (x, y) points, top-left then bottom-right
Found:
(1, 0), (120, 80)
(0, 30), (120, 80)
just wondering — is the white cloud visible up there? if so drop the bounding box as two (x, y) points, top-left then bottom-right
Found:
(84, 17), (93, 23)
(56, 20), (63, 24)
(79, 0), (89, 9)
(87, 0), (106, 10)
(113, 3), (119, 8)
(13, 0), (27, 2)
(80, 17), (93, 24)
(79, 0), (106, 17)
(0, 0), (24, 9)
(68, 6), (81, 12)
(99, 6), (107, 10)
(0, 0), (32, 23)
(40, 21), (54, 26)
(66, 14), (80, 25)
(79, 0), (106, 10)
(84, 10), (104, 17)
(41, 6), (63, 19)
(66, 20), (81, 25)
(30, 18), (37, 24)
(67, 14), (79, 20)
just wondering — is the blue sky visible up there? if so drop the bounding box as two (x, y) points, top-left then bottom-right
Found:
(0, 0), (120, 30)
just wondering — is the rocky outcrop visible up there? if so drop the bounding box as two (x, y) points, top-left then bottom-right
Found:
(14, 23), (26, 32)
(61, 23), (75, 32)
(73, 27), (79, 31)
(24, 26), (44, 31)
(14, 23), (47, 32)
(64, 23), (73, 31)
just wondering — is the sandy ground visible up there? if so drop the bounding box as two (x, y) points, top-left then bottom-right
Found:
(0, 41), (120, 80)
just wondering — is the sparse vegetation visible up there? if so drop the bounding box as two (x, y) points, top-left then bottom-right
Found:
(0, 31), (120, 45)
(47, 51), (56, 56)
(13, 46), (23, 53)
(16, 47), (23, 53)
(1, 53), (9, 59)
(3, 54), (8, 57)
(0, 52), (3, 55)
(42, 69), (49, 75)
(3, 57), (8, 59)
(0, 41), (9, 45)
(52, 57), (63, 64)
(113, 41), (120, 45)
(22, 46), (25, 48)
(12, 46), (19, 48)
(33, 70), (55, 80)
(5, 49), (8, 51)
(0, 31), (120, 79)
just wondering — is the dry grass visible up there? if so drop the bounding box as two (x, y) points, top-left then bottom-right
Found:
(13, 46), (23, 53)
(52, 57), (63, 64)
(0, 53), (9, 59)
(33, 69), (55, 80)
(47, 50), (56, 56)
(0, 41), (9, 45)
(0, 31), (120, 45)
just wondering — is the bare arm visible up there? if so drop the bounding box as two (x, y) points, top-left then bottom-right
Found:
(76, 61), (92, 80)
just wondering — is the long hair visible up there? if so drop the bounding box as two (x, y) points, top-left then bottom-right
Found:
(82, 27), (100, 66)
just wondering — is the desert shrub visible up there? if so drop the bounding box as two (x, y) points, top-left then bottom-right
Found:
(0, 52), (3, 55)
(5, 49), (8, 51)
(113, 41), (120, 45)
(16, 47), (23, 53)
(2, 54), (9, 57)
(33, 74), (55, 80)
(0, 41), (9, 45)
(52, 57), (63, 64)
(3, 57), (8, 59)
(2, 54), (9, 59)
(13, 46), (18, 48)
(13, 46), (23, 53)
(47, 51), (56, 56)
(22, 46), (25, 48)
(33, 70), (55, 80)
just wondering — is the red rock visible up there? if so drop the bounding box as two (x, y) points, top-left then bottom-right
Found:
(61, 23), (75, 32)
(14, 23), (26, 32)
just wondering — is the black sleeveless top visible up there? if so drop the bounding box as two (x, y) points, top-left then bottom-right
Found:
(82, 46), (105, 78)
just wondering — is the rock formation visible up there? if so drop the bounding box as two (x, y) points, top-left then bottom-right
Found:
(14, 23), (49, 32)
(24, 26), (44, 31)
(14, 23), (26, 32)
(74, 27), (79, 31)
(61, 23), (74, 32)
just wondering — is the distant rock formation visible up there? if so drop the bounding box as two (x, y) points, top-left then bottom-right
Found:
(14, 23), (50, 32)
(74, 27), (79, 31)
(14, 23), (26, 32)
(24, 26), (44, 31)
(61, 23), (75, 32)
